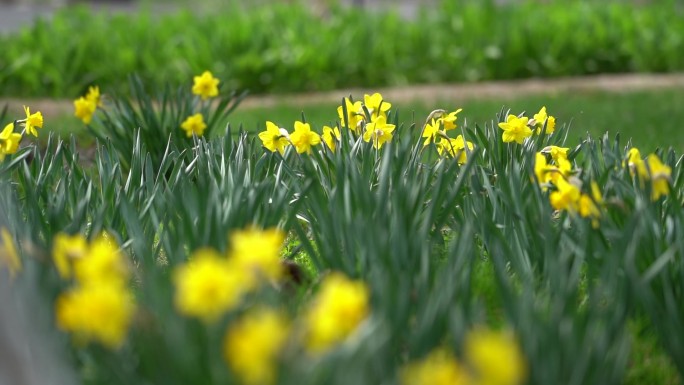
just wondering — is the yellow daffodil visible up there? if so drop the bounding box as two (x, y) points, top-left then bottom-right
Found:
(290, 121), (321, 154)
(192, 71), (220, 100)
(364, 93), (392, 119)
(55, 280), (135, 349)
(549, 177), (581, 212)
(422, 119), (442, 146)
(498, 115), (532, 144)
(305, 272), (370, 353)
(0, 123), (22, 161)
(401, 349), (470, 385)
(437, 135), (474, 164)
(86, 86), (101, 106)
(464, 328), (527, 385)
(322, 125), (341, 152)
(363, 115), (395, 150)
(228, 227), (285, 287)
(22, 106), (43, 137)
(180, 113), (207, 137)
(258, 121), (291, 155)
(440, 108), (463, 131)
(74, 97), (97, 125)
(337, 98), (365, 133)
(223, 308), (290, 385)
(533, 106), (556, 134)
(52, 233), (88, 280)
(0, 227), (21, 279)
(646, 154), (671, 200)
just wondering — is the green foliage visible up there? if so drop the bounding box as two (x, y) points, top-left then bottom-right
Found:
(1, 0), (684, 98)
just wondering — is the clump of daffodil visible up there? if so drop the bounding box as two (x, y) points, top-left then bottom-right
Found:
(322, 125), (341, 153)
(337, 97), (365, 133)
(73, 86), (102, 124)
(0, 227), (21, 279)
(174, 248), (247, 322)
(363, 115), (396, 150)
(533, 106), (556, 134)
(180, 113), (207, 137)
(21, 105), (44, 137)
(625, 148), (672, 200)
(192, 70), (220, 100)
(401, 349), (470, 385)
(290, 121), (321, 154)
(304, 272), (370, 353)
(258, 121), (291, 155)
(464, 328), (527, 385)
(534, 147), (572, 187)
(0, 122), (22, 161)
(54, 232), (135, 349)
(425, 108), (463, 132)
(223, 308), (290, 385)
(498, 114), (532, 144)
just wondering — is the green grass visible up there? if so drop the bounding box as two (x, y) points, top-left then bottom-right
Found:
(41, 88), (684, 154)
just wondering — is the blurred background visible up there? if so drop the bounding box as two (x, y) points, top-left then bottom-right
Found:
(1, 0), (683, 151)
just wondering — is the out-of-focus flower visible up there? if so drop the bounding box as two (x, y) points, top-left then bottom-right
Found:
(52, 233), (88, 280)
(363, 115), (395, 150)
(72, 234), (128, 286)
(56, 281), (135, 349)
(464, 328), (526, 385)
(337, 98), (365, 133)
(0, 123), (22, 161)
(305, 272), (370, 353)
(322, 125), (341, 153)
(290, 121), (321, 154)
(0, 227), (21, 279)
(223, 308), (290, 385)
(74, 97), (97, 125)
(228, 227), (285, 286)
(541, 145), (569, 162)
(174, 248), (247, 322)
(401, 349), (469, 385)
(549, 177), (580, 212)
(533, 106), (556, 134)
(646, 154), (671, 200)
(86, 86), (102, 107)
(22, 106), (43, 137)
(180, 113), (207, 137)
(498, 115), (532, 144)
(192, 71), (220, 100)
(258, 121), (291, 155)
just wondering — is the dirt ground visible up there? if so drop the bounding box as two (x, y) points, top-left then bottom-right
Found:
(3, 73), (684, 117)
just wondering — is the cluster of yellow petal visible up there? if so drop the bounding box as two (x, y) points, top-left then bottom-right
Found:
(259, 92), (396, 155)
(173, 227), (285, 322)
(73, 86), (101, 125)
(0, 122), (22, 161)
(304, 272), (370, 353)
(53, 232), (135, 349)
(223, 308), (290, 385)
(499, 106), (555, 144)
(401, 328), (526, 385)
(534, 147), (603, 224)
(626, 147), (671, 200)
